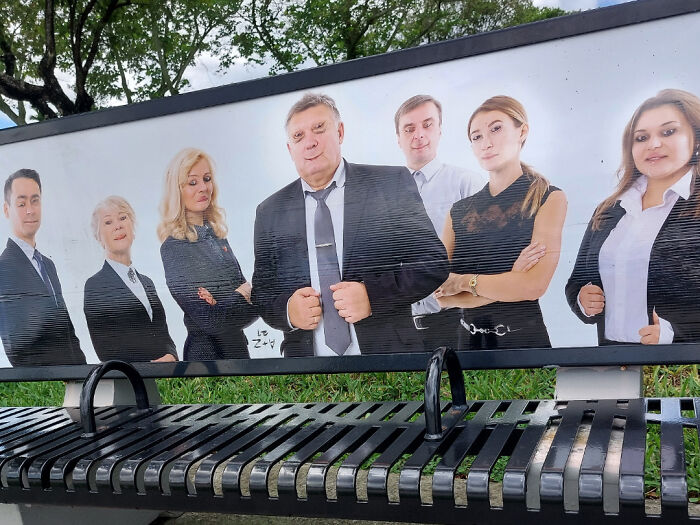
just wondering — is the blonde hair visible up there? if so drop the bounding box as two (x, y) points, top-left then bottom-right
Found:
(91, 195), (136, 245)
(592, 88), (700, 230)
(468, 95), (550, 217)
(157, 148), (228, 242)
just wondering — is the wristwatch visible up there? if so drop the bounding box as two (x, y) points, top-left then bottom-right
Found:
(468, 274), (479, 297)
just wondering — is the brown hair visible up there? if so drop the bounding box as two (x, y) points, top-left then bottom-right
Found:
(157, 148), (228, 242)
(4, 169), (41, 203)
(468, 95), (550, 217)
(592, 88), (700, 230)
(394, 95), (442, 134)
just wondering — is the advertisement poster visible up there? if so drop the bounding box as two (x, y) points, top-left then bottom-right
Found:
(0, 9), (699, 367)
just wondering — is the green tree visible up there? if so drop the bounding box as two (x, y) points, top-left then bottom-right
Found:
(0, 0), (566, 123)
(0, 0), (243, 123)
(239, 0), (566, 73)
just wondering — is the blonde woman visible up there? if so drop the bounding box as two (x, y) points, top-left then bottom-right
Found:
(158, 148), (257, 360)
(84, 196), (177, 362)
(435, 96), (567, 349)
(566, 89), (700, 345)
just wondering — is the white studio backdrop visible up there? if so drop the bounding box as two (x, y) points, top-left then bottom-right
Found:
(0, 11), (696, 366)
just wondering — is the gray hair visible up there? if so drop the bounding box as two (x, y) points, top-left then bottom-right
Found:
(394, 95), (443, 134)
(285, 93), (341, 130)
(91, 195), (136, 243)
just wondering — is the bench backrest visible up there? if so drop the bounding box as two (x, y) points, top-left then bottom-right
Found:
(0, 0), (698, 382)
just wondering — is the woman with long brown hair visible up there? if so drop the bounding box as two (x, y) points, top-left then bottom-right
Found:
(158, 148), (257, 360)
(435, 95), (567, 349)
(566, 89), (700, 345)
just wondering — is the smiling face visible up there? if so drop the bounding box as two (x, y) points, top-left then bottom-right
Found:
(397, 102), (442, 171)
(468, 110), (528, 175)
(180, 157), (214, 224)
(98, 205), (134, 261)
(286, 104), (344, 190)
(3, 177), (41, 246)
(631, 104), (695, 184)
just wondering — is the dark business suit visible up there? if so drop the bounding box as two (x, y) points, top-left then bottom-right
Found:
(565, 196), (700, 343)
(84, 261), (177, 362)
(252, 161), (449, 357)
(161, 224), (258, 361)
(0, 239), (86, 366)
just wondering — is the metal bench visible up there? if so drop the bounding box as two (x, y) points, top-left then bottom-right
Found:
(0, 348), (698, 524)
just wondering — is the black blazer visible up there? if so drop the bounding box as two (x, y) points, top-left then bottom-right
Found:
(0, 239), (86, 366)
(84, 261), (177, 362)
(160, 227), (257, 360)
(565, 196), (700, 343)
(251, 161), (449, 357)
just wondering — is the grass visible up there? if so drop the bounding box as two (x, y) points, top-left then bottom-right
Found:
(0, 365), (697, 499)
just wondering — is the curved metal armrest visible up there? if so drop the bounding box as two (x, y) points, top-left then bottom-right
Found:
(80, 360), (151, 437)
(424, 347), (467, 441)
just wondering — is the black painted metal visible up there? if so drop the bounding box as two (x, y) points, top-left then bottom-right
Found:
(79, 360), (152, 436)
(1, 343), (699, 382)
(0, 398), (697, 523)
(424, 347), (468, 440)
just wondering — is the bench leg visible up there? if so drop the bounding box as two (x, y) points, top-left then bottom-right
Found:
(62, 378), (161, 408)
(554, 366), (642, 400)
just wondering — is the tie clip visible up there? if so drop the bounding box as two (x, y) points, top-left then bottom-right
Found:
(315, 242), (333, 248)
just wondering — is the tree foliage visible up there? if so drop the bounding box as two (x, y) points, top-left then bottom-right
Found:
(239, 0), (566, 73)
(0, 0), (566, 124)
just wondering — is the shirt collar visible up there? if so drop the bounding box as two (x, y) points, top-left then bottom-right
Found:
(106, 258), (137, 281)
(9, 235), (37, 261)
(410, 157), (441, 182)
(620, 170), (693, 214)
(300, 159), (346, 194)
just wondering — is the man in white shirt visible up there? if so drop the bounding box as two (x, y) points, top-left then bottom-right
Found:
(394, 95), (483, 352)
(0, 169), (86, 366)
(252, 93), (449, 357)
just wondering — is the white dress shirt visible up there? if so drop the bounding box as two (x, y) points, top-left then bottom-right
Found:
(106, 258), (153, 321)
(9, 235), (43, 278)
(410, 157), (484, 315)
(596, 171), (692, 343)
(293, 161), (361, 356)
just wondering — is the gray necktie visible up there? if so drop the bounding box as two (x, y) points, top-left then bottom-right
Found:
(306, 182), (351, 355)
(32, 249), (57, 305)
(414, 170), (426, 192)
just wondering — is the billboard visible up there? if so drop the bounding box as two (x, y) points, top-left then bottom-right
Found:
(0, 0), (699, 372)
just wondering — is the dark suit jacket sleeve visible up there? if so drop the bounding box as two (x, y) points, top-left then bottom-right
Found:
(565, 217), (602, 325)
(361, 168), (449, 317)
(160, 239), (257, 337)
(251, 203), (296, 332)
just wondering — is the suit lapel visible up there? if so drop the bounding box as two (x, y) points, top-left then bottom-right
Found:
(5, 239), (52, 294)
(103, 261), (151, 320)
(341, 162), (369, 277)
(139, 273), (160, 320)
(284, 180), (311, 283)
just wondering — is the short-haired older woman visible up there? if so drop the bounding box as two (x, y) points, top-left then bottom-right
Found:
(566, 89), (700, 344)
(158, 148), (257, 361)
(84, 196), (177, 362)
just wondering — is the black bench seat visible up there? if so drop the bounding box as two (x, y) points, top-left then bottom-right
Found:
(0, 396), (698, 524)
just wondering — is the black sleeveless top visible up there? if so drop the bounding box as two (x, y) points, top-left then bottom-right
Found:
(450, 174), (558, 350)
